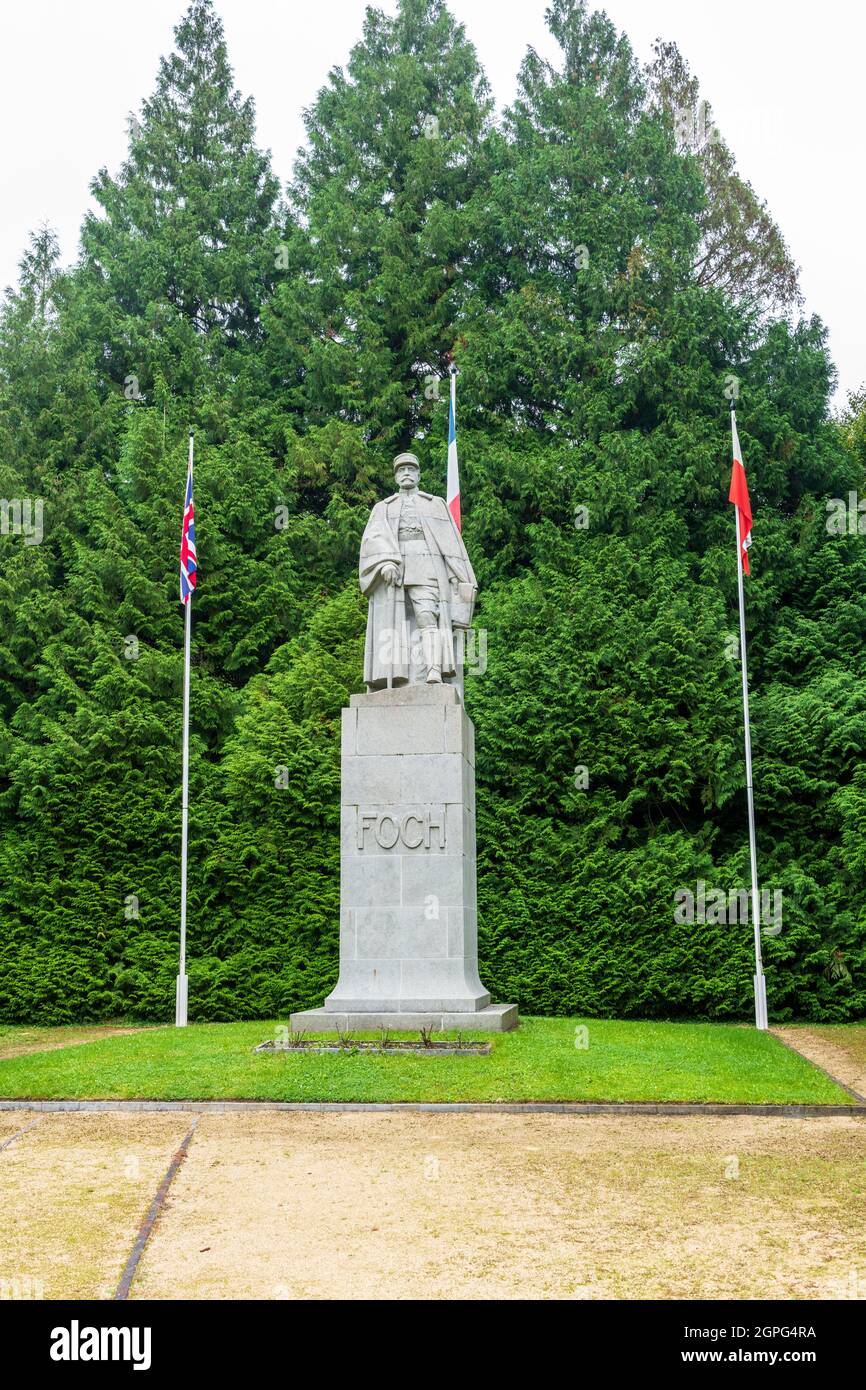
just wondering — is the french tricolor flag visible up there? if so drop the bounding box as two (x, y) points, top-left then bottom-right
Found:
(447, 368), (460, 531)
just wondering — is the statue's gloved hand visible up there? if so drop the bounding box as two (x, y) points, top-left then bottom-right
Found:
(381, 563), (399, 587)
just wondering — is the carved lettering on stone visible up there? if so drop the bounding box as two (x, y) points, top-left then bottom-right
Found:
(356, 808), (446, 850)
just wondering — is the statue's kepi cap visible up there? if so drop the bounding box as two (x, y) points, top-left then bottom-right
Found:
(393, 452), (420, 474)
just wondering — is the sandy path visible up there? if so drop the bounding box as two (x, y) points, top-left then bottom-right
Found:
(772, 1028), (866, 1102)
(131, 1111), (866, 1301)
(0, 1110), (37, 1146)
(0, 1113), (191, 1299)
(2, 1110), (863, 1301)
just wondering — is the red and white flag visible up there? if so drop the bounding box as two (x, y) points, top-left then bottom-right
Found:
(179, 440), (197, 603)
(447, 368), (460, 530)
(728, 410), (752, 576)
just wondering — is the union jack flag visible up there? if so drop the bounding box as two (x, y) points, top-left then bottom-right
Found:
(179, 440), (197, 603)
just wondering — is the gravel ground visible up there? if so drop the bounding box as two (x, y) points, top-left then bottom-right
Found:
(2, 1109), (863, 1301)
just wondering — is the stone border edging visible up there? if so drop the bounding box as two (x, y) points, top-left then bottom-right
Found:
(0, 1114), (44, 1149)
(113, 1118), (199, 1300)
(0, 1099), (862, 1117)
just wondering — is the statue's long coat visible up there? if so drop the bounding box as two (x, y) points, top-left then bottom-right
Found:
(359, 490), (477, 688)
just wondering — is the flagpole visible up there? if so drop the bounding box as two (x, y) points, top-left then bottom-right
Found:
(175, 430), (193, 1028)
(447, 363), (465, 692)
(449, 363), (457, 445)
(732, 404), (767, 1030)
(447, 361), (460, 532)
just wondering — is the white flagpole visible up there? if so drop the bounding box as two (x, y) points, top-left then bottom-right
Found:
(175, 430), (193, 1027)
(450, 363), (457, 446)
(447, 364), (465, 692)
(447, 361), (460, 531)
(732, 406), (767, 1030)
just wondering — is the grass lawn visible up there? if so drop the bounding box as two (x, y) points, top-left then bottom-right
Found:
(0, 1017), (854, 1104)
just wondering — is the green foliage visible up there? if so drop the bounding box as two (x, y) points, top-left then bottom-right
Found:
(0, 0), (863, 1025)
(78, 0), (281, 402)
(266, 0), (494, 451)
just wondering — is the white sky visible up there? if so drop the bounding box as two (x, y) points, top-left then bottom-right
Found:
(1, 0), (862, 408)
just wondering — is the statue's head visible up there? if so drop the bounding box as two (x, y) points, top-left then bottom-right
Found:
(393, 452), (420, 490)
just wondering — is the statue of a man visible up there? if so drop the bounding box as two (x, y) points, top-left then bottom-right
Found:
(359, 452), (477, 689)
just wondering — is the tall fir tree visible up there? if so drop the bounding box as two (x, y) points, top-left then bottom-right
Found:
(77, 0), (281, 406)
(264, 0), (494, 455)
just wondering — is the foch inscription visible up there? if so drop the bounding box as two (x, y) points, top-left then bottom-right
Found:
(357, 807), (446, 851)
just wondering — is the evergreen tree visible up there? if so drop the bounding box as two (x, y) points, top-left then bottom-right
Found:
(12, 223), (62, 325)
(78, 0), (281, 403)
(265, 0), (494, 453)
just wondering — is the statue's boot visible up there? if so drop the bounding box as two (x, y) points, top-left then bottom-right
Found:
(422, 626), (442, 683)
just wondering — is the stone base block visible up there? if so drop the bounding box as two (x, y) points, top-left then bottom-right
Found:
(290, 1004), (518, 1033)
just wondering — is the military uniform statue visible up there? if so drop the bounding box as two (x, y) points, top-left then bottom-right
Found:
(359, 453), (477, 688)
(289, 449), (518, 1033)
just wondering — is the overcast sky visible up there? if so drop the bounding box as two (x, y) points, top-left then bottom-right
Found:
(1, 0), (862, 408)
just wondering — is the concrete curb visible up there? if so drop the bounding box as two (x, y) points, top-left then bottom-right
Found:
(0, 1099), (863, 1118)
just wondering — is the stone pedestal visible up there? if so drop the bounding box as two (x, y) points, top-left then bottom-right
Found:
(291, 684), (517, 1033)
